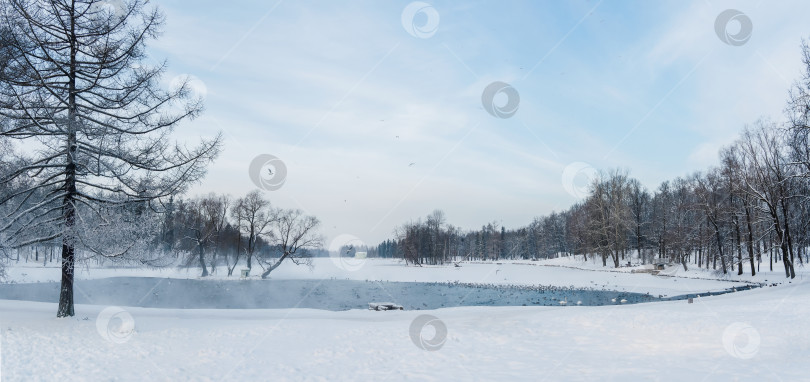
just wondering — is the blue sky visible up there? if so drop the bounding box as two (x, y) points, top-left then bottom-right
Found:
(149, 0), (810, 245)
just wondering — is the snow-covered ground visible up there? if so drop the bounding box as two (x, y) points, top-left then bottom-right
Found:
(1, 257), (806, 381)
(2, 256), (768, 297)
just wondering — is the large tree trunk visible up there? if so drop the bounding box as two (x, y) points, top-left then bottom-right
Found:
(245, 233), (255, 275)
(228, 239), (242, 277)
(58, 16), (78, 318)
(57, 129), (77, 317)
(715, 230), (728, 274)
(714, 223), (727, 274)
(57, 209), (75, 318)
(769, 234), (773, 271)
(734, 217), (743, 275)
(777, 232), (791, 278)
(770, 207), (795, 278)
(780, 197), (799, 267)
(636, 224), (643, 265)
(210, 240), (220, 274)
(260, 253), (289, 279)
(612, 249), (620, 268)
(198, 242), (208, 277)
(744, 204), (756, 276)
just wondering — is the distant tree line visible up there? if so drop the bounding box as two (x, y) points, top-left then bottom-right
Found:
(386, 41), (810, 279)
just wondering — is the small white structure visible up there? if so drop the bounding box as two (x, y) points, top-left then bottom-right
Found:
(355, 251), (367, 259)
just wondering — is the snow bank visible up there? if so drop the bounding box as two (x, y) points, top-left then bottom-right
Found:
(1, 279), (806, 381)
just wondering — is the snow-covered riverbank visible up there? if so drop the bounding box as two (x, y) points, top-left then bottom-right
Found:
(1, 277), (806, 381)
(3, 257), (774, 297)
(1, 258), (806, 381)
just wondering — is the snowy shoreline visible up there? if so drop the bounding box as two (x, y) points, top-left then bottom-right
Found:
(2, 277), (807, 381)
(3, 257), (773, 297)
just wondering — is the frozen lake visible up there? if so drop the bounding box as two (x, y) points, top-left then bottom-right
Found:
(0, 277), (752, 310)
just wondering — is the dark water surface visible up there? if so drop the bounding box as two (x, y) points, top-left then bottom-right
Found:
(0, 277), (755, 310)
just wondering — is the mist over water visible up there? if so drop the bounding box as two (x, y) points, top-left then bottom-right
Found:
(0, 277), (698, 310)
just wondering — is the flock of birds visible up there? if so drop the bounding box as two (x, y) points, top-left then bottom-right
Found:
(557, 297), (626, 306)
(361, 280), (639, 307)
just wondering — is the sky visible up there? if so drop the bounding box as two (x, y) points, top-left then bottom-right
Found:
(146, 0), (810, 246)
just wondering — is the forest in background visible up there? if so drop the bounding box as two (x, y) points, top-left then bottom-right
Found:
(384, 42), (810, 279)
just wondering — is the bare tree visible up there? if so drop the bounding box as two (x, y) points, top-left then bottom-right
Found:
(736, 122), (797, 278)
(694, 169), (731, 274)
(586, 170), (631, 268)
(259, 208), (322, 279)
(628, 178), (650, 264)
(0, 0), (221, 316)
(231, 190), (274, 276)
(204, 194), (230, 273)
(787, 39), (810, 179)
(659, 177), (685, 269)
(177, 195), (225, 277)
(786, 39), (810, 266)
(721, 146), (759, 276)
(426, 209), (446, 263)
(397, 219), (423, 265)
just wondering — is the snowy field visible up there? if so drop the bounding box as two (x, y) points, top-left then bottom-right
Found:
(1, 258), (807, 381)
